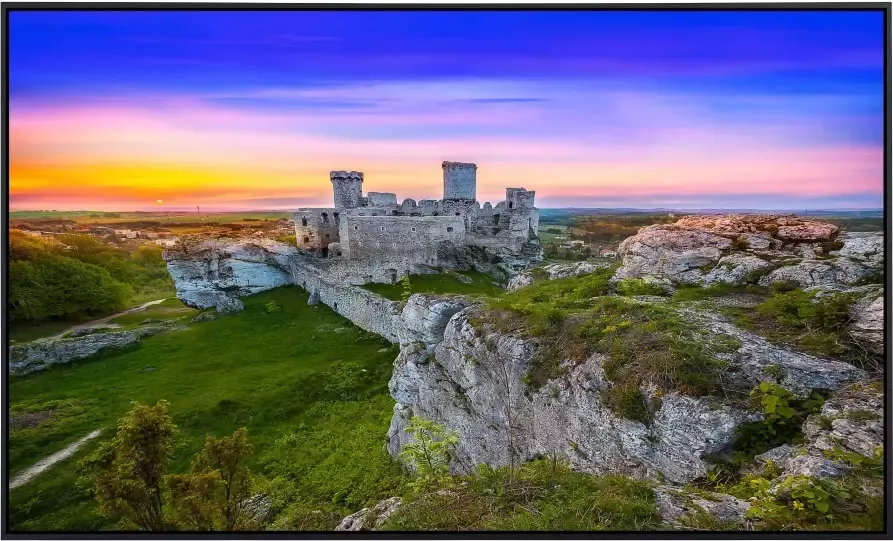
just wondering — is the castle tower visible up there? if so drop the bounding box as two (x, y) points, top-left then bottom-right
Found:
(442, 161), (477, 201)
(331, 171), (364, 209)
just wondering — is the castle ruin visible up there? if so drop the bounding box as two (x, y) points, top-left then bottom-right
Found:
(293, 161), (540, 284)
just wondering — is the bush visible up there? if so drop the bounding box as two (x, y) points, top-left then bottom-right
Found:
(615, 279), (668, 297)
(381, 460), (659, 531)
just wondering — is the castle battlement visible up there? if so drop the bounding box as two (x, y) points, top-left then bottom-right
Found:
(293, 161), (540, 281)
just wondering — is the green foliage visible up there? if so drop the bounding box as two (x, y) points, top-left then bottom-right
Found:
(672, 283), (767, 302)
(615, 279), (668, 297)
(9, 288), (405, 531)
(80, 400), (176, 530)
(483, 269), (732, 421)
(166, 472), (222, 530)
(362, 271), (502, 300)
(189, 428), (254, 530)
(263, 301), (281, 314)
(381, 459), (659, 531)
(399, 275), (413, 304)
(8, 231), (175, 325)
(756, 289), (855, 331)
(729, 382), (824, 460)
(399, 417), (460, 494)
(738, 288), (877, 371)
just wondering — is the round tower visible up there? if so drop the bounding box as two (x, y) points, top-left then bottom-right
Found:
(442, 161), (477, 201)
(330, 170), (364, 209)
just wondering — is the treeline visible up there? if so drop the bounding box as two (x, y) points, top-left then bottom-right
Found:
(8, 231), (174, 322)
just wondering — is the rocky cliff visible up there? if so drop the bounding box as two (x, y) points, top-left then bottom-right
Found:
(384, 214), (883, 488)
(163, 238), (300, 312)
(385, 295), (867, 485)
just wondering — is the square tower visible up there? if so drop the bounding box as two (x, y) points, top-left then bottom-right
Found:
(442, 161), (477, 201)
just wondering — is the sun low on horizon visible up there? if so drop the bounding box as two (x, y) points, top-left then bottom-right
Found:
(9, 10), (884, 212)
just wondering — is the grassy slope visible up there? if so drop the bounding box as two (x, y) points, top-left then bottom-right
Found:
(8, 298), (187, 343)
(361, 271), (503, 300)
(8, 287), (406, 531)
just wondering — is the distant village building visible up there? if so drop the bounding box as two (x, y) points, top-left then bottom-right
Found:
(114, 229), (137, 239)
(154, 238), (179, 247)
(599, 248), (618, 258)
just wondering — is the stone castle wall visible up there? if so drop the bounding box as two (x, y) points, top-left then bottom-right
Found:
(294, 208), (340, 252)
(289, 259), (402, 342)
(339, 215), (465, 263)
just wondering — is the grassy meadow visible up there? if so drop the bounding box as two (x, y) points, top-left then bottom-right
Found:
(8, 287), (408, 531)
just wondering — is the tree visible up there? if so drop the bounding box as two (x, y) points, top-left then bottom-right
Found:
(399, 417), (459, 493)
(191, 428), (254, 530)
(166, 472), (223, 531)
(81, 400), (176, 531)
(82, 402), (256, 531)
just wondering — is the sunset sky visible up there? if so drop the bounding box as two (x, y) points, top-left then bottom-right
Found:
(9, 10), (885, 211)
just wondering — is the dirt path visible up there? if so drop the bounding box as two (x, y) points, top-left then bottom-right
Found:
(9, 429), (103, 490)
(49, 299), (170, 339)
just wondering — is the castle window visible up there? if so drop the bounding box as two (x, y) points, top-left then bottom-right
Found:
(455, 212), (461, 216)
(325, 234), (330, 239)
(381, 226), (386, 231)
(393, 243), (397, 248)
(334, 212), (339, 220)
(509, 202), (514, 209)
(301, 217), (308, 226)
(336, 251), (342, 256)
(355, 226), (359, 230)
(411, 227), (416, 232)
(447, 227), (454, 232)
(303, 236), (309, 243)
(372, 213), (378, 216)
(321, 212), (329, 223)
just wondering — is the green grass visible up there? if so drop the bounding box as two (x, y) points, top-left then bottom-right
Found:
(8, 287), (407, 531)
(478, 268), (738, 420)
(8, 298), (184, 344)
(8, 320), (79, 343)
(361, 271), (503, 300)
(380, 460), (659, 531)
(107, 299), (198, 326)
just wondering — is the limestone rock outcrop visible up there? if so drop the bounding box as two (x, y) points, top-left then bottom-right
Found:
(507, 261), (614, 291)
(385, 296), (866, 485)
(614, 215), (881, 290)
(9, 322), (182, 375)
(163, 237), (300, 312)
(335, 497), (403, 531)
(654, 486), (751, 528)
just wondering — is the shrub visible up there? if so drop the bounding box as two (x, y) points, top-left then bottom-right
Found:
(615, 279), (668, 297)
(264, 301), (282, 313)
(398, 417), (460, 494)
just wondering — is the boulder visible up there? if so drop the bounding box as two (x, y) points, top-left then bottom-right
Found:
(507, 261), (610, 291)
(163, 237), (299, 312)
(654, 485), (750, 528)
(703, 254), (773, 286)
(613, 214), (880, 290)
(850, 293), (884, 354)
(335, 497), (403, 531)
